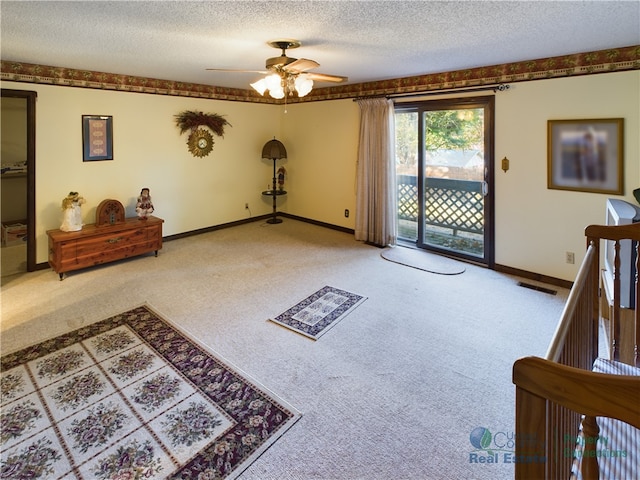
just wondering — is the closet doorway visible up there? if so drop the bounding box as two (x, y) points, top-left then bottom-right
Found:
(1, 89), (36, 276)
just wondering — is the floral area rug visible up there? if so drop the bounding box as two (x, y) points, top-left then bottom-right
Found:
(269, 286), (367, 340)
(0, 305), (300, 479)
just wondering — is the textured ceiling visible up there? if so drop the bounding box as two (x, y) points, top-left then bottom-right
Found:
(1, 1), (639, 91)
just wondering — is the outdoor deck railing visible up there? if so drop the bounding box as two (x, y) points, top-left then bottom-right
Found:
(397, 175), (484, 235)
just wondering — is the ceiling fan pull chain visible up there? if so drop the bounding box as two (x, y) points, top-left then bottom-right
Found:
(284, 88), (288, 114)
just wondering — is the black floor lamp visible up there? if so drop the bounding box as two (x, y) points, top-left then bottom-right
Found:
(261, 138), (287, 224)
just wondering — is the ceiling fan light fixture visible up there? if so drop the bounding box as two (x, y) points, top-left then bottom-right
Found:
(294, 74), (313, 97)
(265, 73), (282, 91)
(269, 87), (285, 99)
(209, 38), (346, 98)
(250, 78), (268, 95)
(251, 73), (285, 98)
(268, 85), (285, 99)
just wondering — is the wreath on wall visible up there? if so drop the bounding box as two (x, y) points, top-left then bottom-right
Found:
(174, 110), (231, 157)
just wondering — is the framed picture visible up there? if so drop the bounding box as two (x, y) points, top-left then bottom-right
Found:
(82, 115), (113, 161)
(547, 118), (623, 194)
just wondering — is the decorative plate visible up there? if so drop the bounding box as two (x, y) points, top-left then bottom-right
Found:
(187, 128), (214, 157)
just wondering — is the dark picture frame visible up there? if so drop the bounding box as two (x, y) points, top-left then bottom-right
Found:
(82, 115), (113, 161)
(547, 118), (623, 194)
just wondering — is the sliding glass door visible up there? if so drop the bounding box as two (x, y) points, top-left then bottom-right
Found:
(395, 96), (495, 266)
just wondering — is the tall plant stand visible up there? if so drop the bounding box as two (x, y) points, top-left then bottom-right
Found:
(262, 158), (286, 224)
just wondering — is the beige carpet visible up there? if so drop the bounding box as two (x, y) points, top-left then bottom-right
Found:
(1, 219), (570, 479)
(1, 243), (27, 277)
(381, 245), (466, 275)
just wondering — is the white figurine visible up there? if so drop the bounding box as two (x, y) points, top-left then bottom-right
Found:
(60, 192), (86, 232)
(135, 187), (154, 219)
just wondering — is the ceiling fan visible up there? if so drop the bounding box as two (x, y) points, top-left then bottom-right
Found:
(206, 39), (348, 98)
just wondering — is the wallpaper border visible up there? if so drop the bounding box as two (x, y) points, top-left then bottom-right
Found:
(1, 46), (638, 103)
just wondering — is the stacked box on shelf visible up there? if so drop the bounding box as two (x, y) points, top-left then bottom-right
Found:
(1, 222), (27, 247)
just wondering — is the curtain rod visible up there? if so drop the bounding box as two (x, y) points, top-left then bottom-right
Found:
(387, 83), (510, 100)
(352, 94), (387, 101)
(352, 84), (509, 102)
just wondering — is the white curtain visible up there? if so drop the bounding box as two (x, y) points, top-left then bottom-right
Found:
(355, 97), (397, 247)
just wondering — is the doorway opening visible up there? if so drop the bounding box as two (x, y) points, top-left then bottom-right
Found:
(394, 96), (495, 266)
(1, 89), (36, 276)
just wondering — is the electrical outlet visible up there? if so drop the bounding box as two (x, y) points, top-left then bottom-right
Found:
(344, 209), (349, 218)
(245, 203), (249, 209)
(566, 251), (575, 264)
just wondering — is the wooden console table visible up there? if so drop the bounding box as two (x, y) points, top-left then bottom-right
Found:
(47, 216), (163, 279)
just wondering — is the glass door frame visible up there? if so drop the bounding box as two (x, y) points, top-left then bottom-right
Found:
(395, 95), (495, 268)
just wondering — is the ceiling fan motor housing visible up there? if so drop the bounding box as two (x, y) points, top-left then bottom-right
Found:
(265, 40), (301, 71)
(266, 55), (297, 70)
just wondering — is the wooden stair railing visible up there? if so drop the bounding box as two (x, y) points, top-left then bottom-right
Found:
(513, 358), (640, 480)
(586, 223), (640, 367)
(513, 222), (640, 479)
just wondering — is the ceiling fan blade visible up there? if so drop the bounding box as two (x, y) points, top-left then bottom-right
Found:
(284, 58), (320, 73)
(306, 72), (348, 83)
(206, 68), (268, 74)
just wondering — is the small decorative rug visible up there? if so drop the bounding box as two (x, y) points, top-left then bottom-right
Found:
(381, 246), (466, 275)
(0, 305), (300, 479)
(269, 286), (367, 340)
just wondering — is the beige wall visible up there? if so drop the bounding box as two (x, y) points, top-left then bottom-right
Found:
(285, 71), (639, 281)
(2, 69), (638, 281)
(494, 71), (639, 280)
(2, 83), (288, 262)
(280, 99), (360, 226)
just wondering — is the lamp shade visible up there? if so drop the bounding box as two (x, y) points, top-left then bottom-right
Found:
(294, 74), (314, 97)
(262, 139), (287, 159)
(250, 78), (268, 95)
